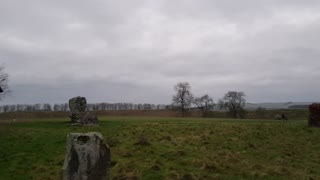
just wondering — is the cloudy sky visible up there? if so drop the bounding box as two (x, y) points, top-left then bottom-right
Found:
(1, 0), (320, 104)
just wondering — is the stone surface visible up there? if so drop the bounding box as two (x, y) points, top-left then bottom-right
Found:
(69, 96), (87, 123)
(69, 96), (87, 113)
(62, 132), (110, 180)
(68, 96), (98, 125)
(309, 103), (320, 127)
(82, 112), (99, 124)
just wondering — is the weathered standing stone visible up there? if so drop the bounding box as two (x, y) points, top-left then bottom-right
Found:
(62, 132), (111, 180)
(69, 96), (87, 123)
(68, 96), (99, 125)
(69, 96), (87, 113)
(309, 103), (320, 127)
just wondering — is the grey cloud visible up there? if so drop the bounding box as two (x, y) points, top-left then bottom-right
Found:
(4, 80), (172, 105)
(1, 0), (320, 104)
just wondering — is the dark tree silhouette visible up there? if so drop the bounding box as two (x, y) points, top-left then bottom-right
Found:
(172, 82), (193, 117)
(194, 94), (215, 118)
(219, 91), (246, 118)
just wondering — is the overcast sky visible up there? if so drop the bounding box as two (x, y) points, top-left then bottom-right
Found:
(1, 0), (320, 104)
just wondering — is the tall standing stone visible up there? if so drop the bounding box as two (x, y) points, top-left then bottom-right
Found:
(68, 96), (99, 125)
(309, 103), (320, 127)
(62, 132), (111, 180)
(69, 96), (87, 123)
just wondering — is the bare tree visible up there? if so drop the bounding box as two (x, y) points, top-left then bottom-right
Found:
(0, 65), (10, 100)
(219, 91), (246, 118)
(172, 82), (193, 117)
(193, 94), (215, 118)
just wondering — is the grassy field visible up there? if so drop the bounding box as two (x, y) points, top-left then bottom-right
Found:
(0, 117), (319, 180)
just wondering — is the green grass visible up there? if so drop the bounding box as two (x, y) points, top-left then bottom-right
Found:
(0, 117), (319, 180)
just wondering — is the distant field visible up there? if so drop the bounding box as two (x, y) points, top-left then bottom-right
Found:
(0, 108), (309, 120)
(1, 117), (319, 180)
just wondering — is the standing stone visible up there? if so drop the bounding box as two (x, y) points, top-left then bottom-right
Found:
(68, 96), (99, 125)
(69, 96), (87, 123)
(69, 96), (87, 114)
(309, 103), (320, 127)
(62, 132), (111, 180)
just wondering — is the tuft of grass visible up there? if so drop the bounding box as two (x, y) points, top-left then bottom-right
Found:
(134, 135), (151, 146)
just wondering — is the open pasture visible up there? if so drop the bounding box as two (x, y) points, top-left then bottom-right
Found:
(0, 117), (319, 180)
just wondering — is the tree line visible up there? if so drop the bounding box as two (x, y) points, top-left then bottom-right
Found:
(0, 103), (169, 113)
(172, 82), (246, 118)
